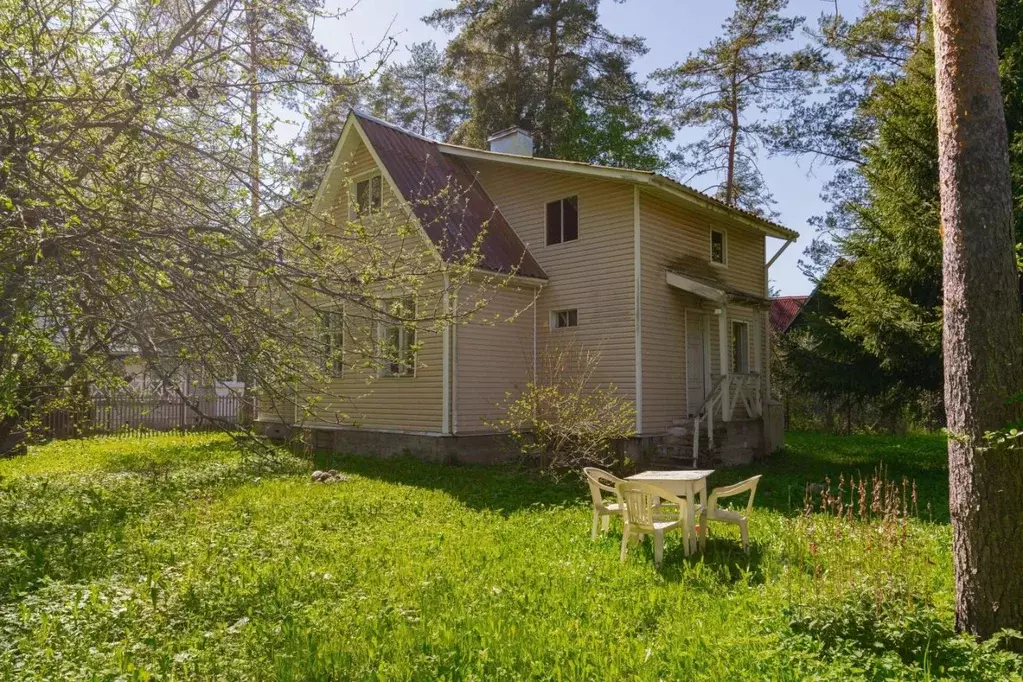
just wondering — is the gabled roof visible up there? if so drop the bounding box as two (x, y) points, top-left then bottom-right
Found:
(352, 112), (547, 280)
(770, 296), (808, 333)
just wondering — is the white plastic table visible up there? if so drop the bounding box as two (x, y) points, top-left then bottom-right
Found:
(626, 470), (714, 555)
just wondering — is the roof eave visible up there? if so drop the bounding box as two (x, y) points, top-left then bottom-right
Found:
(647, 176), (799, 241)
(440, 143), (799, 241)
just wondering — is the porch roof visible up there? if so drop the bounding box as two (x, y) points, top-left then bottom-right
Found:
(665, 268), (769, 307)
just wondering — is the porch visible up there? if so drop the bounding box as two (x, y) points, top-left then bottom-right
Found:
(664, 268), (771, 466)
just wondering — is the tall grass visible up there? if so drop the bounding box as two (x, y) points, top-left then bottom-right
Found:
(0, 432), (1018, 680)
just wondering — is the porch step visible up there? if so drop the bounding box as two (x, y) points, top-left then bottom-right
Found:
(646, 419), (763, 469)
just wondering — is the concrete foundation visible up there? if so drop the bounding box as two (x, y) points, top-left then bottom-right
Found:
(256, 421), (518, 465)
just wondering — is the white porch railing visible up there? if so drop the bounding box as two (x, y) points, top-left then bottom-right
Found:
(691, 372), (762, 467)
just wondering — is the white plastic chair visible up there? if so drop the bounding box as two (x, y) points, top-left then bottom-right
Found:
(703, 475), (762, 553)
(583, 467), (624, 540)
(615, 481), (689, 568)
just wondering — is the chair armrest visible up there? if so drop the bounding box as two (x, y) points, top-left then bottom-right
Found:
(708, 475), (762, 517)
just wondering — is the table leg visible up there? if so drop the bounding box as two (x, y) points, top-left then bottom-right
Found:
(685, 487), (696, 556)
(699, 479), (708, 551)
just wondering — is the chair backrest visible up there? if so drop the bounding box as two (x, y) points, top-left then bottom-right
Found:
(709, 475), (762, 518)
(615, 481), (682, 530)
(583, 467), (622, 508)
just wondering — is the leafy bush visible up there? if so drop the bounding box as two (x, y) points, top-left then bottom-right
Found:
(785, 586), (1022, 680)
(492, 340), (636, 470)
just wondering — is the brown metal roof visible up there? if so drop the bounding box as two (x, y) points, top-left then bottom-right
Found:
(354, 112), (547, 280)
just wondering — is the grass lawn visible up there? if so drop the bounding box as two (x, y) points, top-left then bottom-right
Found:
(1, 432), (1020, 680)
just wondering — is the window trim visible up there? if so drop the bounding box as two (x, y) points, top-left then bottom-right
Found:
(550, 308), (579, 330)
(710, 228), (728, 267)
(544, 195), (579, 246)
(350, 171), (383, 218)
(377, 296), (417, 378)
(730, 319), (750, 374)
(318, 307), (345, 378)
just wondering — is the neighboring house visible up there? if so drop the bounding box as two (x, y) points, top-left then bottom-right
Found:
(258, 111), (799, 466)
(770, 296), (808, 335)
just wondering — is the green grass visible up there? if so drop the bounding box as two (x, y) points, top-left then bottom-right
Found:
(0, 432), (1019, 680)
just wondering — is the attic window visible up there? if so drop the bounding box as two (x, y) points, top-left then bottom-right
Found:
(710, 229), (727, 265)
(546, 196), (578, 245)
(551, 309), (578, 329)
(355, 175), (382, 216)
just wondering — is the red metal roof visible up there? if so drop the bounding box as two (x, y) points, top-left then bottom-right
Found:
(770, 296), (808, 333)
(354, 112), (547, 280)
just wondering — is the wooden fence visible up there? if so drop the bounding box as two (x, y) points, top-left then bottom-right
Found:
(39, 395), (253, 439)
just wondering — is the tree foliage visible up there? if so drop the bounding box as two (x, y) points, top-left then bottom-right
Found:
(776, 0), (1023, 413)
(0, 0), (501, 448)
(424, 0), (670, 168)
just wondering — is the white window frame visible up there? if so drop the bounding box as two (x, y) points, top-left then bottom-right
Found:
(350, 171), (383, 218)
(377, 296), (417, 378)
(730, 319), (750, 374)
(318, 307), (345, 378)
(544, 195), (579, 246)
(550, 308), (578, 330)
(710, 228), (728, 267)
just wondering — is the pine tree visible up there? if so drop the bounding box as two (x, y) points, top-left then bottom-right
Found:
(383, 41), (467, 140)
(932, 0), (1023, 649)
(653, 0), (826, 215)
(423, 0), (669, 166)
(777, 0), (1023, 408)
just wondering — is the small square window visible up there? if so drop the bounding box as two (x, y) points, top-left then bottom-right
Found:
(551, 309), (578, 329)
(355, 175), (382, 216)
(545, 196), (579, 245)
(711, 229), (726, 265)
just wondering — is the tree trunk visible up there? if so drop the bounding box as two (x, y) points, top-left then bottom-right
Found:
(933, 0), (1023, 648)
(542, 0), (561, 153)
(246, 0), (260, 224)
(725, 68), (739, 206)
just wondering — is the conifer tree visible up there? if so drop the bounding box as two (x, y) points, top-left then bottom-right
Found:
(653, 0), (826, 215)
(424, 0), (669, 166)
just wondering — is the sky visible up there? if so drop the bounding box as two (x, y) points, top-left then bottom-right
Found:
(310, 0), (845, 296)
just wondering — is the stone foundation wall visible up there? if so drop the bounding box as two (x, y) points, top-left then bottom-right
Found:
(255, 421), (518, 465)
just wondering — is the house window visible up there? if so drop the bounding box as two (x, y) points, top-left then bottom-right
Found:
(711, 229), (726, 265)
(545, 196), (579, 245)
(731, 320), (750, 374)
(354, 174), (382, 216)
(318, 309), (344, 377)
(379, 296), (416, 377)
(551, 309), (578, 329)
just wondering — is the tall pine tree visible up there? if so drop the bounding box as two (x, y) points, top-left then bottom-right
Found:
(424, 0), (669, 167)
(777, 0), (1023, 411)
(653, 0), (827, 215)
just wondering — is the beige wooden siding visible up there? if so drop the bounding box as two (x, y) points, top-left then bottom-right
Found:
(257, 392), (296, 424)
(298, 134), (445, 433)
(454, 284), (537, 434)
(465, 160), (637, 412)
(639, 191), (768, 433)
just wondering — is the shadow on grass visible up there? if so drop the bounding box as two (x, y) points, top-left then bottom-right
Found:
(310, 450), (585, 514)
(312, 430), (951, 522)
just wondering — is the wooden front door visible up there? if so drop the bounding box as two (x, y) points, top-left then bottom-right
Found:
(685, 310), (707, 416)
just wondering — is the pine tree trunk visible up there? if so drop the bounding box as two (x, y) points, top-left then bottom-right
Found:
(933, 0), (1023, 648)
(725, 68), (739, 206)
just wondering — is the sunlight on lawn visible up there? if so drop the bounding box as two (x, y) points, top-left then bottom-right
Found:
(0, 433), (1019, 680)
